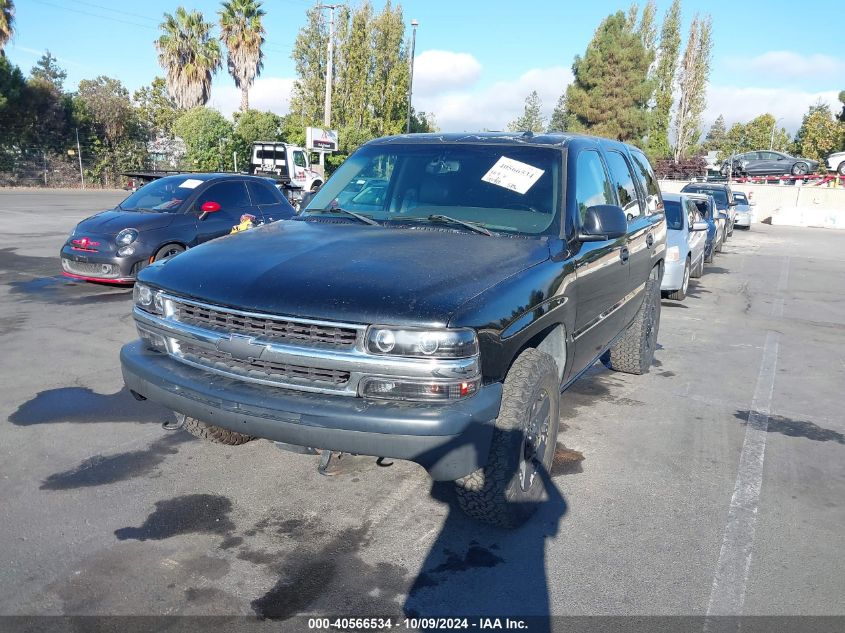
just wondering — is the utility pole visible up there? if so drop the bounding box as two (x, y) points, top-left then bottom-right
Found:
(406, 19), (419, 134)
(75, 128), (85, 189)
(319, 4), (342, 129)
(769, 117), (784, 151)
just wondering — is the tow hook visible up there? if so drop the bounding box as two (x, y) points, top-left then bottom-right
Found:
(162, 412), (185, 431)
(318, 450), (346, 476)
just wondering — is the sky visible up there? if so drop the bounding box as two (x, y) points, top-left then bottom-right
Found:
(6, 0), (844, 135)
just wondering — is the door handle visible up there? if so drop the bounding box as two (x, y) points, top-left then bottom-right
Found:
(620, 247), (630, 263)
(646, 233), (654, 248)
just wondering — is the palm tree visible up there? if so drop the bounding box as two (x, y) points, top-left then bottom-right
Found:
(0, 0), (15, 54)
(219, 0), (265, 112)
(156, 7), (222, 109)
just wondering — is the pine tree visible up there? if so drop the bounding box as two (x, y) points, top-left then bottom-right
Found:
(289, 6), (328, 131)
(30, 50), (67, 92)
(508, 91), (545, 133)
(547, 93), (567, 132)
(564, 11), (654, 142)
(673, 15), (712, 160)
(701, 114), (726, 153)
(645, 0), (680, 160)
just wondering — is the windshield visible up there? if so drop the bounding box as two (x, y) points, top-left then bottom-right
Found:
(120, 176), (205, 213)
(664, 200), (683, 230)
(303, 143), (561, 236)
(683, 186), (727, 208)
(733, 193), (748, 204)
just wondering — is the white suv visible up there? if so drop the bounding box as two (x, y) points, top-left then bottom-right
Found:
(827, 151), (845, 176)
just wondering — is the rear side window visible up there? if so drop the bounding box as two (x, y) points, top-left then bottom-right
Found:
(195, 181), (252, 210)
(605, 151), (644, 220)
(248, 181), (282, 205)
(575, 150), (614, 225)
(629, 151), (663, 214)
(663, 200), (683, 230)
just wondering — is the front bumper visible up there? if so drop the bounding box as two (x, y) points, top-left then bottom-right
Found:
(661, 258), (686, 292)
(60, 245), (142, 283)
(120, 340), (501, 480)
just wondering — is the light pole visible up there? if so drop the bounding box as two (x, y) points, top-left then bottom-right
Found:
(769, 117), (784, 150)
(406, 19), (418, 134)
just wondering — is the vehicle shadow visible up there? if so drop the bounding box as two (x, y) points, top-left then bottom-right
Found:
(403, 428), (568, 631)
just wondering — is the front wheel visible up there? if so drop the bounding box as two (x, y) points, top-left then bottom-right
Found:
(154, 243), (185, 262)
(837, 162), (845, 176)
(791, 162), (809, 176)
(666, 258), (690, 301)
(602, 275), (661, 375)
(455, 349), (560, 529)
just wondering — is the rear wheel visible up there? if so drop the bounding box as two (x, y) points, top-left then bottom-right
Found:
(603, 273), (661, 374)
(791, 162), (809, 176)
(455, 349), (560, 528)
(666, 258), (690, 301)
(705, 244), (714, 263)
(690, 254), (704, 279)
(154, 243), (185, 261)
(838, 162), (845, 176)
(715, 229), (724, 253)
(182, 415), (254, 445)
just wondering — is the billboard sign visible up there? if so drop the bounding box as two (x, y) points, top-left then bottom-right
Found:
(306, 127), (339, 152)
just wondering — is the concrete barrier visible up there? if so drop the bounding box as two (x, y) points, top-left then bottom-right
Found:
(658, 179), (845, 229)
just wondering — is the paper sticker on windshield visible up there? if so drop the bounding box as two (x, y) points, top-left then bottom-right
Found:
(481, 157), (545, 194)
(179, 178), (203, 189)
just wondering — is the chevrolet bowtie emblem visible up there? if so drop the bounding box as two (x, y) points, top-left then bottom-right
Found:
(216, 334), (262, 360)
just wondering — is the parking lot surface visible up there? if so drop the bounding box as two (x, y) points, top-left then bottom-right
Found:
(1, 190), (844, 621)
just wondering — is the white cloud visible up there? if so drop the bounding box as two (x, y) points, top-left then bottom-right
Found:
(209, 77), (296, 119)
(726, 51), (845, 80)
(415, 65), (572, 132)
(412, 50), (482, 96)
(703, 85), (841, 133)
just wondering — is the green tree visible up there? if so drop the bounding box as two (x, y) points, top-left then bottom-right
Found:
(219, 0), (265, 113)
(0, 0), (13, 54)
(645, 0), (680, 160)
(701, 114), (727, 154)
(793, 103), (844, 165)
(409, 108), (436, 133)
(564, 11), (654, 142)
(367, 1), (409, 138)
(673, 15), (712, 160)
(133, 77), (179, 138)
(722, 114), (790, 160)
(508, 91), (546, 133)
(29, 50), (66, 91)
(837, 90), (845, 124)
(333, 3), (371, 143)
(0, 54), (24, 134)
(173, 106), (235, 170)
(288, 6), (328, 132)
(232, 108), (282, 167)
(156, 7), (222, 109)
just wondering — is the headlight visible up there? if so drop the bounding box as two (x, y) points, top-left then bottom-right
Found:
(365, 326), (478, 358)
(116, 228), (139, 246)
(133, 283), (164, 315)
(666, 246), (680, 262)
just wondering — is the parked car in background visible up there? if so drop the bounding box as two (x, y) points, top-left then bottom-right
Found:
(660, 193), (708, 301)
(826, 151), (845, 176)
(721, 151), (819, 177)
(680, 182), (734, 244)
(61, 174), (296, 284)
(731, 191), (754, 229)
(686, 193), (719, 263)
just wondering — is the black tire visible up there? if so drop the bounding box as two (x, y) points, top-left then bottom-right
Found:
(705, 245), (714, 264)
(182, 415), (254, 445)
(791, 162), (809, 176)
(666, 258), (690, 300)
(603, 274), (661, 375)
(715, 229), (724, 253)
(310, 181), (322, 192)
(154, 243), (185, 261)
(690, 254), (704, 279)
(455, 348), (560, 529)
(837, 162), (845, 176)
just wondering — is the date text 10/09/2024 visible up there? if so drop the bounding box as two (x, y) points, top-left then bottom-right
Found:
(308, 618), (530, 630)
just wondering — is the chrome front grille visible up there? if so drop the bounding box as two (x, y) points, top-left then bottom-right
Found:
(179, 342), (350, 386)
(173, 300), (359, 348)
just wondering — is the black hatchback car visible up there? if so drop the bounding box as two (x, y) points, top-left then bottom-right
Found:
(60, 173), (296, 283)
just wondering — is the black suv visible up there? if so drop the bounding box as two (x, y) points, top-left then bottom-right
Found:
(121, 132), (667, 527)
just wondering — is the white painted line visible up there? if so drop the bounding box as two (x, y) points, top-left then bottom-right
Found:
(705, 329), (780, 617)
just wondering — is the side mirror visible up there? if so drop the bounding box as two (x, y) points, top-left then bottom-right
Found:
(578, 205), (627, 242)
(717, 212), (729, 220)
(199, 200), (221, 220)
(691, 221), (708, 232)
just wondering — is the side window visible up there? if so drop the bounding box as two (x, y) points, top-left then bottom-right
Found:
(605, 151), (644, 220)
(629, 151), (664, 215)
(248, 181), (282, 206)
(575, 150), (614, 226)
(293, 151), (307, 168)
(685, 200), (697, 228)
(196, 181), (251, 210)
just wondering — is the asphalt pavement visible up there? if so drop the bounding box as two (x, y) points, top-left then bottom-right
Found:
(0, 190), (843, 628)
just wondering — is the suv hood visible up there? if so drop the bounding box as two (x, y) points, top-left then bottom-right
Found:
(139, 219), (551, 326)
(75, 209), (176, 235)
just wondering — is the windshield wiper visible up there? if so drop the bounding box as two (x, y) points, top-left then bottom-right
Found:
(420, 214), (493, 236)
(317, 207), (380, 226)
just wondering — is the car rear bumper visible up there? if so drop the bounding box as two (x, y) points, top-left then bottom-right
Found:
(661, 258), (686, 291)
(120, 340), (501, 480)
(734, 212), (753, 227)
